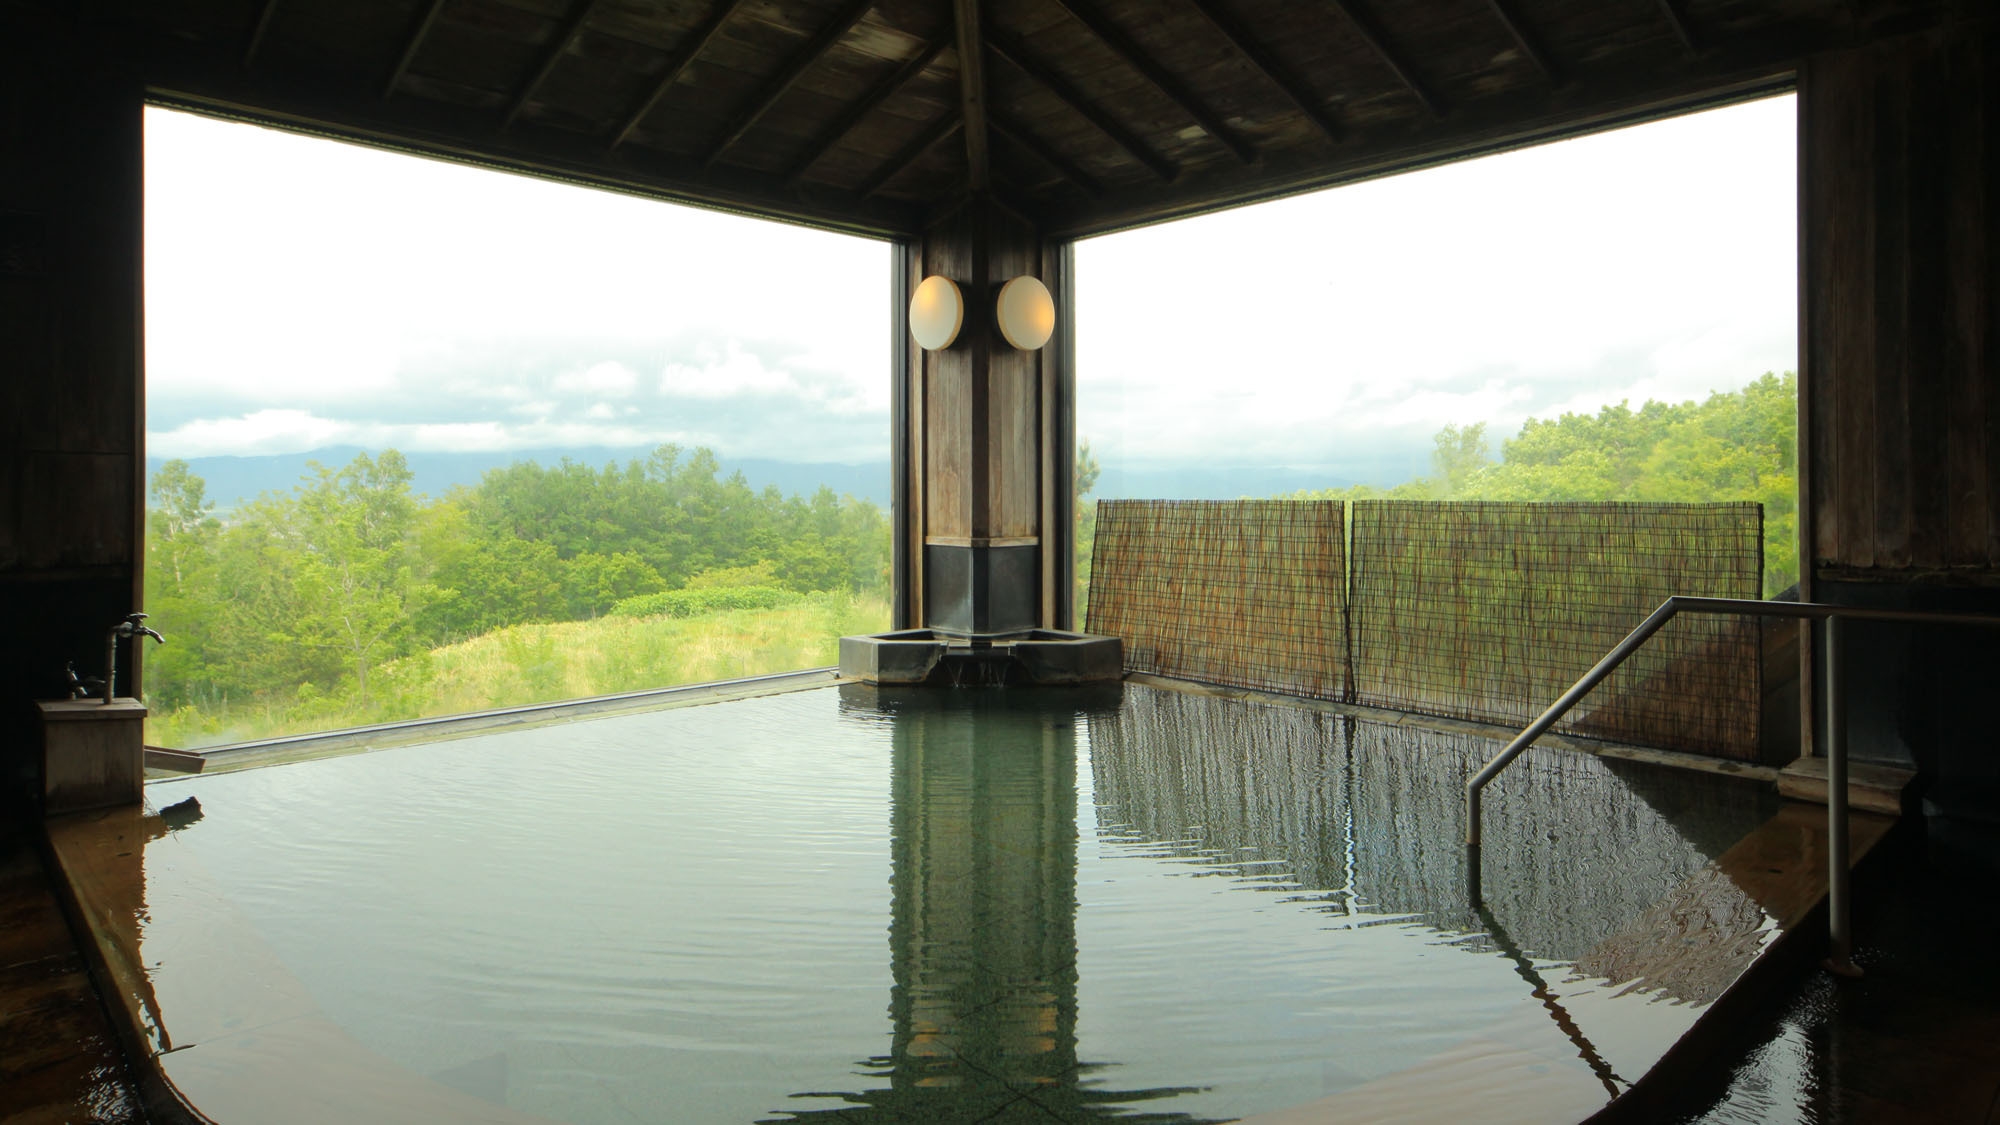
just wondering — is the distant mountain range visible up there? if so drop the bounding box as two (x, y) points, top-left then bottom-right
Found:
(147, 446), (1426, 513)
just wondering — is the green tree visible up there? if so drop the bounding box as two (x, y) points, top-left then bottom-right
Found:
(1074, 439), (1102, 623)
(149, 459), (218, 591)
(1430, 422), (1491, 498)
(280, 451), (436, 700)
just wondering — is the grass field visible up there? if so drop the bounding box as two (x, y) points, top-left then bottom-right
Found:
(148, 591), (890, 748)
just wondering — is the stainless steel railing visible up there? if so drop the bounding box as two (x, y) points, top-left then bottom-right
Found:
(1464, 595), (2000, 975)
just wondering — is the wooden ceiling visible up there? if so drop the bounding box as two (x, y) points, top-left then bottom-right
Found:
(108, 0), (1946, 239)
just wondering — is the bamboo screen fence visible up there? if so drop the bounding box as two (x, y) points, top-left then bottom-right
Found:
(1085, 500), (1348, 701)
(1347, 501), (1763, 760)
(1085, 499), (1763, 760)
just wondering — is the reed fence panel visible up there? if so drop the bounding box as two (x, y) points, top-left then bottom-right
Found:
(1085, 500), (1348, 701)
(1348, 501), (1763, 759)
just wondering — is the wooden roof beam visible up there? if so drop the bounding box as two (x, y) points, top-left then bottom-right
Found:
(611, 0), (748, 151)
(383, 0), (448, 100)
(504, 0), (603, 131)
(953, 0), (990, 192)
(989, 111), (1102, 197)
(1484, 0), (1560, 84)
(1655, 0), (1702, 56)
(859, 114), (963, 199)
(1186, 0), (1343, 144)
(244, 0), (282, 68)
(1328, 0), (1445, 117)
(785, 39), (949, 187)
(702, 0), (878, 170)
(984, 25), (1178, 183)
(1047, 0), (1257, 164)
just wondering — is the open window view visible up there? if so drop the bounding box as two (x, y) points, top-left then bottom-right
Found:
(1075, 95), (1799, 615)
(142, 109), (892, 747)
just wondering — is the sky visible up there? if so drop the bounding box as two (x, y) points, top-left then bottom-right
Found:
(145, 94), (1796, 488)
(1076, 94), (1797, 482)
(144, 108), (890, 464)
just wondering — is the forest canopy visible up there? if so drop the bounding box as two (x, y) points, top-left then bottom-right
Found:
(145, 446), (890, 742)
(1281, 371), (1799, 595)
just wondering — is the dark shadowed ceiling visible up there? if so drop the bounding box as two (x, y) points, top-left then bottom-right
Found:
(95, 0), (1953, 238)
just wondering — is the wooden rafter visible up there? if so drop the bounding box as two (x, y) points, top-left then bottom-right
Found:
(243, 0), (281, 68)
(859, 113), (962, 198)
(953, 0), (990, 192)
(989, 111), (1102, 197)
(703, 0), (877, 170)
(1047, 0), (1257, 164)
(1328, 0), (1444, 117)
(1186, 0), (1342, 143)
(611, 0), (748, 151)
(1484, 0), (1560, 83)
(785, 38), (949, 187)
(383, 0), (449, 100)
(504, 0), (602, 131)
(1655, 0), (1701, 55)
(984, 23), (1178, 182)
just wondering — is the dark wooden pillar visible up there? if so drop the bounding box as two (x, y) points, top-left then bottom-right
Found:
(1799, 21), (2000, 846)
(0, 10), (146, 811)
(898, 199), (1073, 636)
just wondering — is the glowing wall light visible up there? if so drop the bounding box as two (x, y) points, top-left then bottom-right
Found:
(994, 276), (1056, 350)
(909, 275), (964, 350)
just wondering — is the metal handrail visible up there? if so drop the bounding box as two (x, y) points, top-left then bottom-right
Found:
(1464, 595), (2000, 975)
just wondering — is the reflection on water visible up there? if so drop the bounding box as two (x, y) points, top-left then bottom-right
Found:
(1086, 688), (1777, 979)
(95, 683), (1786, 1124)
(781, 686), (1210, 1122)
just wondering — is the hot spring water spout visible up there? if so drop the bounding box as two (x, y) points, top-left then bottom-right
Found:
(104, 612), (165, 704)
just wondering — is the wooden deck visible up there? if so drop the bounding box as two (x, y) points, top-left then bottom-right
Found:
(0, 815), (141, 1125)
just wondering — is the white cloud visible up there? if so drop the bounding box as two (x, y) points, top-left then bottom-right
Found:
(658, 342), (798, 399)
(150, 409), (357, 456)
(554, 361), (640, 397)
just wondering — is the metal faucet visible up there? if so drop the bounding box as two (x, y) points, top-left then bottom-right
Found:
(105, 612), (165, 704)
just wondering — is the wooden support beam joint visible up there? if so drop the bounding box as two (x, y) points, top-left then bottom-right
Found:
(1049, 0), (1257, 164)
(383, 0), (449, 101)
(954, 0), (991, 192)
(1484, 0), (1561, 84)
(612, 0), (748, 151)
(244, 0), (282, 69)
(703, 0), (877, 170)
(505, 0), (603, 132)
(786, 39), (949, 187)
(1328, 0), (1445, 118)
(984, 23), (1179, 183)
(1187, 0), (1343, 144)
(1655, 0), (1702, 56)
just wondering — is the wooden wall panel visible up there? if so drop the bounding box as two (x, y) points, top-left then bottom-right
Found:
(920, 212), (974, 540)
(1943, 37), (1994, 563)
(985, 208), (1040, 541)
(0, 9), (145, 810)
(1804, 28), (2000, 578)
(925, 344), (973, 538)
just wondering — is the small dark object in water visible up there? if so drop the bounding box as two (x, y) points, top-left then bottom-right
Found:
(159, 796), (203, 831)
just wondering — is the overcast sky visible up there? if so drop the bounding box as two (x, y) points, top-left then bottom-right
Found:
(145, 94), (1795, 485)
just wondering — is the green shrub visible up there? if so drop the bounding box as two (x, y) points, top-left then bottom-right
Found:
(609, 585), (798, 619)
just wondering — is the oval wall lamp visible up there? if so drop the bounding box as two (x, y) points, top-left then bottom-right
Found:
(995, 276), (1056, 350)
(909, 275), (964, 350)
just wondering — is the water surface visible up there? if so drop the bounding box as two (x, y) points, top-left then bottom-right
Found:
(142, 683), (1778, 1123)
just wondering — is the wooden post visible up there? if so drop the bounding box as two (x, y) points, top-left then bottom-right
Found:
(899, 198), (1070, 635)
